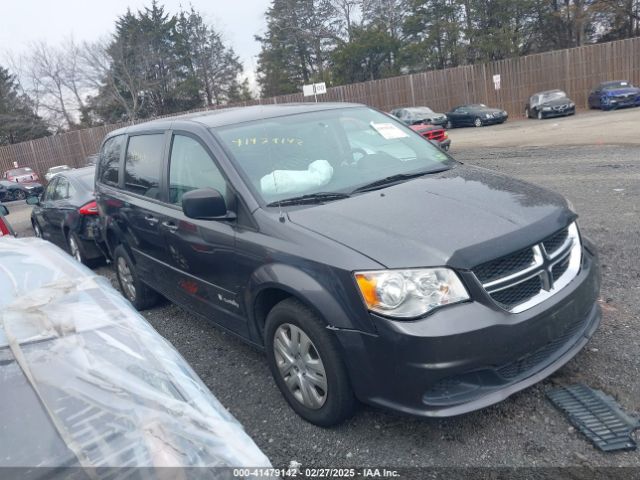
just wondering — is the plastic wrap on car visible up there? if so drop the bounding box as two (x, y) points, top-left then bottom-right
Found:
(0, 237), (270, 469)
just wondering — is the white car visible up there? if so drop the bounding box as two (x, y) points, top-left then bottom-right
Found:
(45, 165), (72, 182)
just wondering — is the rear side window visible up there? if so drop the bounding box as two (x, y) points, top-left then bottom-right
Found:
(124, 134), (164, 199)
(98, 135), (124, 186)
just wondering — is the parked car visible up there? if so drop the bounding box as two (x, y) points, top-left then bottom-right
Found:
(409, 123), (451, 150)
(3, 166), (40, 183)
(525, 90), (576, 119)
(96, 103), (600, 426)
(0, 236), (270, 469)
(390, 106), (448, 127)
(45, 164), (72, 182)
(0, 179), (44, 201)
(588, 80), (640, 110)
(0, 204), (15, 237)
(28, 166), (104, 266)
(445, 104), (508, 128)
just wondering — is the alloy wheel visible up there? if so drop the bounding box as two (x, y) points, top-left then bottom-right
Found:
(273, 323), (328, 409)
(33, 223), (42, 238)
(117, 256), (136, 301)
(474, 117), (482, 127)
(14, 190), (26, 200)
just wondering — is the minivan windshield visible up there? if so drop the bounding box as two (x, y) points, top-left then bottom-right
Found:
(215, 107), (454, 205)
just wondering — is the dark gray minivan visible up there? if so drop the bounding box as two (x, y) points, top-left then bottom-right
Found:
(95, 103), (600, 426)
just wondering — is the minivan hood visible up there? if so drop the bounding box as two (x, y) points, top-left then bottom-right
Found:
(287, 165), (575, 270)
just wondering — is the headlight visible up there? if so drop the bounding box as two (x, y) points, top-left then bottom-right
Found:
(354, 268), (469, 318)
(569, 102), (575, 107)
(485, 113), (492, 118)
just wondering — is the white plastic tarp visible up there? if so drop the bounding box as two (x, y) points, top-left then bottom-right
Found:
(0, 237), (270, 469)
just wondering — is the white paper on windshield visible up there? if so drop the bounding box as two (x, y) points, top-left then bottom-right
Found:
(370, 122), (409, 140)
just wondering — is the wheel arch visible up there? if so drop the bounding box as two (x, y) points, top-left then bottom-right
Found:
(245, 263), (371, 345)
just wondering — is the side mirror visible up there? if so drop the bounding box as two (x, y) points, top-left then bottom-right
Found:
(182, 188), (234, 220)
(0, 205), (8, 216)
(26, 195), (40, 206)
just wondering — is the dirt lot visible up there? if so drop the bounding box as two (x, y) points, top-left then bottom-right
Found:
(448, 107), (640, 150)
(4, 107), (640, 469)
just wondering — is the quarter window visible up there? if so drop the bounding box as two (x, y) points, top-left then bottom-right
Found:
(98, 135), (124, 186)
(124, 134), (164, 199)
(52, 177), (69, 200)
(168, 135), (227, 206)
(43, 178), (57, 201)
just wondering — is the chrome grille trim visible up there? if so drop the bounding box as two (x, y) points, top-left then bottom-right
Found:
(474, 223), (582, 313)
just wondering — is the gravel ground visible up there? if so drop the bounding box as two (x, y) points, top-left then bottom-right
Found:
(5, 138), (639, 468)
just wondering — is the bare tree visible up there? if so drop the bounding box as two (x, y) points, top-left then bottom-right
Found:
(79, 39), (148, 121)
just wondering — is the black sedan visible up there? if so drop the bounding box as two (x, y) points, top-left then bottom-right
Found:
(390, 106), (448, 127)
(28, 166), (104, 266)
(445, 104), (508, 128)
(525, 90), (576, 120)
(0, 179), (43, 201)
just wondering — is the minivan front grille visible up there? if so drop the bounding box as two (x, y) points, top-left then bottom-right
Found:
(543, 228), (569, 255)
(473, 223), (581, 313)
(474, 248), (535, 284)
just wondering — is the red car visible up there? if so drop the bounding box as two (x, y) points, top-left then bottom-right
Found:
(3, 167), (40, 183)
(410, 124), (451, 151)
(0, 204), (15, 237)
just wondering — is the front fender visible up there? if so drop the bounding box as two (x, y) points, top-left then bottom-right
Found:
(244, 262), (376, 340)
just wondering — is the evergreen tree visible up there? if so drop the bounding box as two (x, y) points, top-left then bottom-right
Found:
(0, 66), (50, 145)
(256, 0), (335, 97)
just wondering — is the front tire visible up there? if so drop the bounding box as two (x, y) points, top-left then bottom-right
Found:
(113, 244), (159, 310)
(537, 110), (544, 120)
(445, 120), (453, 129)
(265, 298), (357, 427)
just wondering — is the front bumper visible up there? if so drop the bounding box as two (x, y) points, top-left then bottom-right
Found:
(437, 139), (451, 151)
(335, 243), (600, 417)
(482, 115), (508, 125)
(541, 106), (576, 118)
(603, 96), (640, 109)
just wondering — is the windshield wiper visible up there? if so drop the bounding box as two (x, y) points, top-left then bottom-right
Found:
(266, 192), (351, 207)
(351, 168), (449, 194)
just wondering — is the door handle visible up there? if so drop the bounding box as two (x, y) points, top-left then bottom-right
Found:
(162, 220), (178, 233)
(144, 215), (159, 226)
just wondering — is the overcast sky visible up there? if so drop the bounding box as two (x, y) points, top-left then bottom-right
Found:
(1, 0), (270, 83)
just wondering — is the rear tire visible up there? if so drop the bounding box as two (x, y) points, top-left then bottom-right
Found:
(265, 298), (357, 427)
(473, 117), (483, 127)
(113, 244), (159, 310)
(13, 190), (25, 201)
(32, 220), (42, 238)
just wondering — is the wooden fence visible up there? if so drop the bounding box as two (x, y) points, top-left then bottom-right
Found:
(2, 37), (639, 181)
